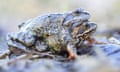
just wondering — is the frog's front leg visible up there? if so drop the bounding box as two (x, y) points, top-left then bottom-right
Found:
(67, 42), (77, 59)
(62, 28), (77, 59)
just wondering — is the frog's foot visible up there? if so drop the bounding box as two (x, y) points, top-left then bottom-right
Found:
(67, 44), (77, 59)
(68, 52), (77, 59)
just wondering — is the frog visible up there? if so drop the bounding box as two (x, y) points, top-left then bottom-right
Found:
(6, 8), (97, 59)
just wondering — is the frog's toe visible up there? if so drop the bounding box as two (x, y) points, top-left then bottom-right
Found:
(68, 53), (77, 59)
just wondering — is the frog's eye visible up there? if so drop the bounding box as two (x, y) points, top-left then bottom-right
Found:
(73, 10), (81, 15)
(85, 23), (90, 28)
(72, 8), (83, 16)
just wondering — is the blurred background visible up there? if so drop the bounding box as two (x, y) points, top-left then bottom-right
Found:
(0, 0), (120, 32)
(0, 1), (120, 72)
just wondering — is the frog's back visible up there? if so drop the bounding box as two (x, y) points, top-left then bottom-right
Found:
(20, 14), (65, 33)
(30, 13), (65, 27)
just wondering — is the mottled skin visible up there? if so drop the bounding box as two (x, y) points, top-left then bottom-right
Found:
(6, 8), (97, 59)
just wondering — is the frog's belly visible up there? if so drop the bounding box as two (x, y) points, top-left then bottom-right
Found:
(46, 35), (66, 52)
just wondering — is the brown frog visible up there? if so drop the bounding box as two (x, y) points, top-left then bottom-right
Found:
(6, 8), (97, 59)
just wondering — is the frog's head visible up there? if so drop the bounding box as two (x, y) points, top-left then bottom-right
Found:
(72, 8), (90, 20)
(63, 8), (97, 39)
(75, 22), (97, 39)
(63, 8), (90, 28)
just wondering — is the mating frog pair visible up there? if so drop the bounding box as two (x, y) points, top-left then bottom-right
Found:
(6, 8), (97, 59)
